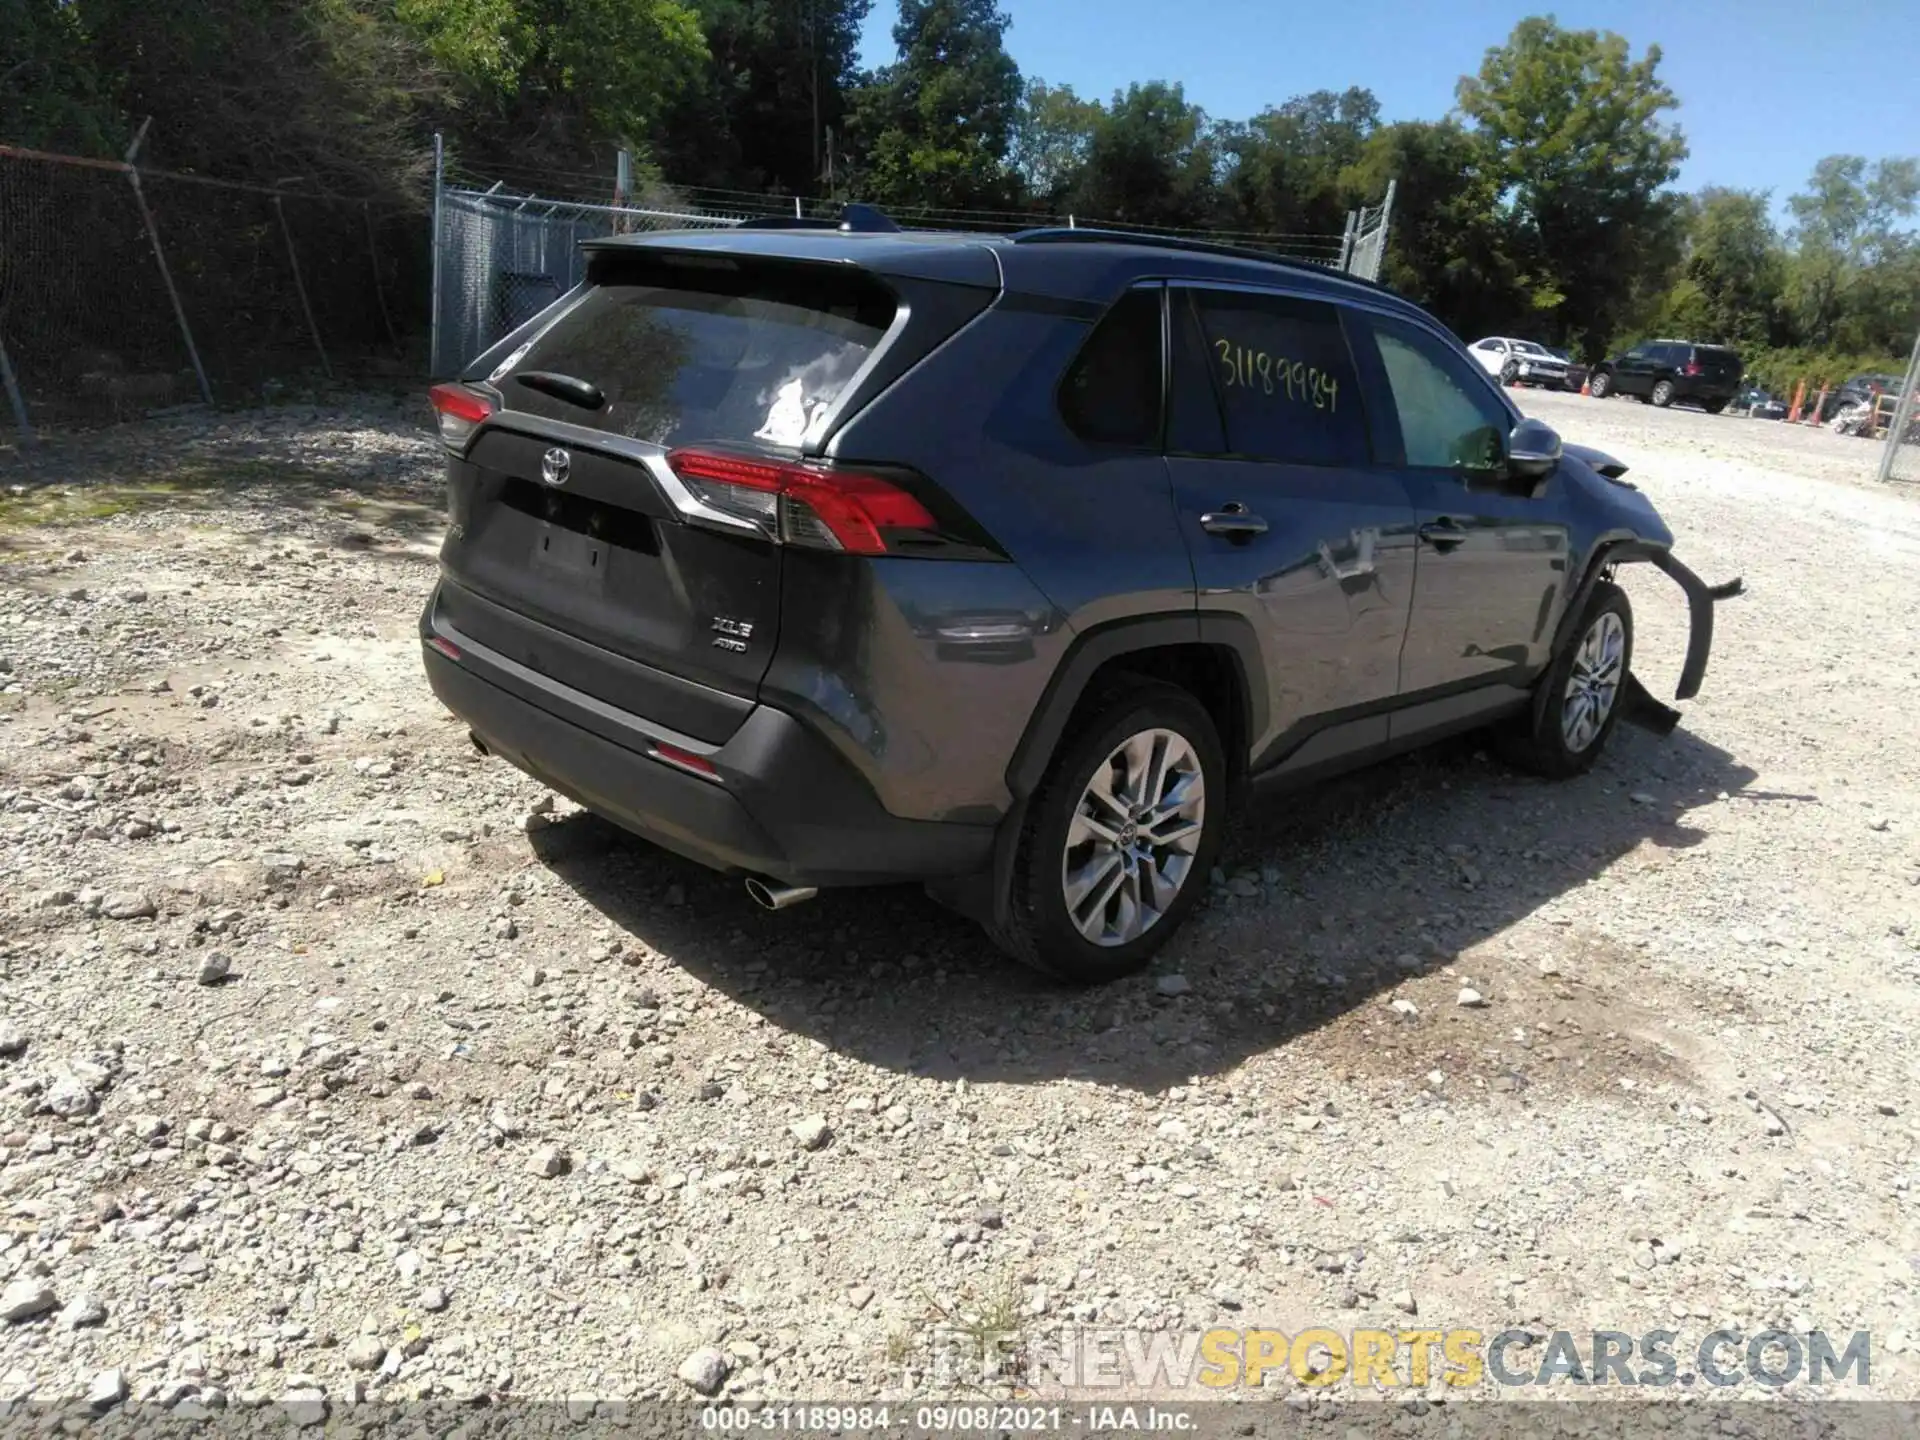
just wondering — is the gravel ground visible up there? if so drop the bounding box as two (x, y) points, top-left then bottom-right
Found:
(0, 391), (1917, 1423)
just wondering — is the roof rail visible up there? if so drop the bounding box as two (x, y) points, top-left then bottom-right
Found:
(1008, 226), (1389, 291)
(735, 215), (842, 231)
(735, 203), (903, 235)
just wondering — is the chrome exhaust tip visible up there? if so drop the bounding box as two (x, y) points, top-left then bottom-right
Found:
(744, 877), (817, 911)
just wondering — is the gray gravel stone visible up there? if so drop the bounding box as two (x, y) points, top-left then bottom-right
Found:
(677, 1347), (729, 1396)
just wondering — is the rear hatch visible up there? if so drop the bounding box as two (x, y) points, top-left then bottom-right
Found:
(436, 251), (900, 742)
(1692, 346), (1741, 387)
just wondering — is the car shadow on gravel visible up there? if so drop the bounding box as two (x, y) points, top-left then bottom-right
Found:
(532, 724), (1759, 1093)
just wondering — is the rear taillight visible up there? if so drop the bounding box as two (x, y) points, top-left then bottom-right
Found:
(429, 383), (495, 453)
(1682, 362), (1702, 377)
(667, 448), (937, 556)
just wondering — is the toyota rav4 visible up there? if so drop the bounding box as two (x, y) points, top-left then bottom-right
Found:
(421, 212), (1741, 983)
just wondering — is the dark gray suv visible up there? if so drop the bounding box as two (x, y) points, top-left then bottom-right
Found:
(421, 216), (1740, 982)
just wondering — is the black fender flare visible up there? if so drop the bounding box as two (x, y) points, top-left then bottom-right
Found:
(964, 611), (1266, 934)
(1003, 611), (1267, 802)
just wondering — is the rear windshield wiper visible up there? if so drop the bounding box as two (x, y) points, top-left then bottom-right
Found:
(514, 370), (605, 411)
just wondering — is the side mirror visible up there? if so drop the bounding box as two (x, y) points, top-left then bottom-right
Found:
(1507, 418), (1562, 481)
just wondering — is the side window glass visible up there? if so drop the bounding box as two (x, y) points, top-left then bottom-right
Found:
(1368, 314), (1511, 472)
(1058, 290), (1162, 448)
(1184, 289), (1368, 466)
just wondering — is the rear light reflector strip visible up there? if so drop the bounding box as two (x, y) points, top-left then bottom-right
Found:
(649, 742), (722, 783)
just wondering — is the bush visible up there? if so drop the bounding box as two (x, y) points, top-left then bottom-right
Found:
(1741, 345), (1912, 398)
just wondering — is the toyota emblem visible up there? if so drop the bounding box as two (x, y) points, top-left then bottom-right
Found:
(540, 447), (571, 486)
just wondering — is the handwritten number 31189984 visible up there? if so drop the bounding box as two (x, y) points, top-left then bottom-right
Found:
(1213, 339), (1339, 412)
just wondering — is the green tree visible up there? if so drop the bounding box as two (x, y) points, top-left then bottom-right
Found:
(75, 0), (440, 197)
(1, 0), (120, 154)
(1009, 79), (1102, 208)
(1662, 187), (1784, 347)
(847, 0), (1022, 210)
(1784, 155), (1920, 350)
(1343, 119), (1538, 341)
(396, 0), (707, 164)
(656, 0), (873, 194)
(1217, 87), (1378, 239)
(1456, 16), (1689, 354)
(1067, 81), (1218, 230)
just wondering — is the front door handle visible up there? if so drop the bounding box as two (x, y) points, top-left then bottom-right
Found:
(1201, 503), (1268, 540)
(1418, 518), (1469, 550)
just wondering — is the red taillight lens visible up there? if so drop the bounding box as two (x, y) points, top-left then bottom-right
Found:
(429, 383), (495, 452)
(667, 448), (936, 556)
(1683, 362), (1702, 377)
(426, 636), (461, 661)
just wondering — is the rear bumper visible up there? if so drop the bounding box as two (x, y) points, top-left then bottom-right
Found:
(419, 589), (993, 887)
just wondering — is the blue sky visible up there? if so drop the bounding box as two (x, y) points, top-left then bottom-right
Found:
(859, 0), (1919, 204)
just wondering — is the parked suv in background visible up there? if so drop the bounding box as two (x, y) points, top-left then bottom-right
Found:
(1468, 336), (1571, 389)
(422, 213), (1738, 982)
(1588, 340), (1742, 411)
(1818, 373), (1905, 422)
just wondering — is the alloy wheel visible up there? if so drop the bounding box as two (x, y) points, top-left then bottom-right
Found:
(1562, 611), (1626, 753)
(1060, 728), (1206, 947)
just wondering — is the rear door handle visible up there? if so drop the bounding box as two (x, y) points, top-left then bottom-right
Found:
(1418, 518), (1469, 550)
(1201, 503), (1268, 540)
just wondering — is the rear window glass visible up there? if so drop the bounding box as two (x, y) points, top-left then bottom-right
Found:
(1058, 290), (1163, 448)
(490, 255), (896, 448)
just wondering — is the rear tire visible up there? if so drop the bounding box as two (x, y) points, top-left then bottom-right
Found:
(1588, 370), (1612, 399)
(1702, 398), (1729, 415)
(1651, 379), (1676, 408)
(1495, 583), (1633, 780)
(988, 681), (1227, 984)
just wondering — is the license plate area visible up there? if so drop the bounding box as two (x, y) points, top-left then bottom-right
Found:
(530, 526), (607, 591)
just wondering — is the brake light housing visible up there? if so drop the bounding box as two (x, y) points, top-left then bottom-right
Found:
(1682, 362), (1702, 377)
(667, 448), (939, 556)
(429, 383), (495, 453)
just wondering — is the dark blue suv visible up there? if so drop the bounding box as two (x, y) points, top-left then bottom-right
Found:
(422, 214), (1739, 982)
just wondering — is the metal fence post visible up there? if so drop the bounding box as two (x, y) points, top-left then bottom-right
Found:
(273, 194), (332, 379)
(1338, 210), (1358, 273)
(430, 132), (445, 377)
(123, 121), (214, 405)
(0, 331), (34, 446)
(1875, 326), (1920, 486)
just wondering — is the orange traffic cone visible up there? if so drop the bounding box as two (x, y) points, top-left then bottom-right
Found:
(1580, 377), (1591, 396)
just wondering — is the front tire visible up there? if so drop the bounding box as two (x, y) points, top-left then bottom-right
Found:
(1588, 370), (1612, 399)
(990, 682), (1226, 983)
(1499, 359), (1520, 386)
(1495, 583), (1633, 780)
(1651, 379), (1676, 408)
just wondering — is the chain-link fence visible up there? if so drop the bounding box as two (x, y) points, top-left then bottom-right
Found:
(0, 143), (422, 437)
(1874, 329), (1920, 486)
(430, 171), (1397, 379)
(432, 184), (742, 377)
(1343, 180), (1396, 284)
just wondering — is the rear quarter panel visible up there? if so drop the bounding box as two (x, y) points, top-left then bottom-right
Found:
(792, 306), (1198, 823)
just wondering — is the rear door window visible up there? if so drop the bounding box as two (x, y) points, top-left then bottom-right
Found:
(1182, 288), (1369, 466)
(488, 253), (896, 450)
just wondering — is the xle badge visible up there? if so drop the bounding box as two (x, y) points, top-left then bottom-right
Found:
(711, 616), (754, 653)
